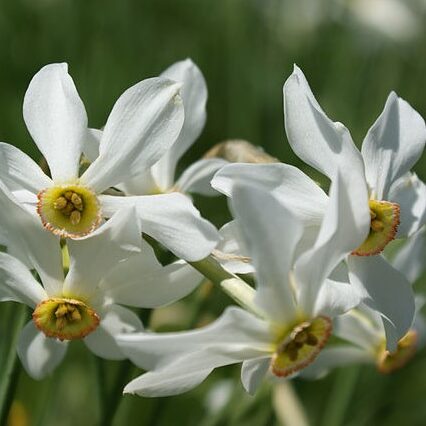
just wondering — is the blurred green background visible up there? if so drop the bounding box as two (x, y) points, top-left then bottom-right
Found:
(0, 0), (426, 425)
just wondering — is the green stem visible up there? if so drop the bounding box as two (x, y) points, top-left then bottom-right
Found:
(321, 366), (360, 426)
(0, 304), (29, 425)
(190, 256), (264, 318)
(273, 381), (309, 426)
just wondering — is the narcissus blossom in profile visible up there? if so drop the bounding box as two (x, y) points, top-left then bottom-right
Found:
(0, 63), (219, 261)
(0, 183), (202, 379)
(116, 171), (407, 397)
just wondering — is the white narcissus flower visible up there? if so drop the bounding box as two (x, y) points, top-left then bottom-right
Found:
(86, 59), (228, 197)
(116, 170), (412, 397)
(0, 183), (202, 380)
(302, 226), (426, 379)
(212, 66), (424, 349)
(0, 63), (219, 261)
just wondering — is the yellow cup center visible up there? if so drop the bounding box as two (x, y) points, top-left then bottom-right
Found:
(33, 297), (100, 341)
(352, 199), (400, 256)
(271, 316), (332, 377)
(37, 184), (101, 238)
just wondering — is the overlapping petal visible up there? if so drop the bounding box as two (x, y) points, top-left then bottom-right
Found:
(152, 59), (208, 190)
(17, 321), (68, 380)
(81, 78), (184, 193)
(229, 184), (303, 323)
(99, 193), (219, 261)
(361, 92), (426, 200)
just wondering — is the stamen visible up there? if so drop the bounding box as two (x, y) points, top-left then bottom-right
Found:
(33, 297), (100, 341)
(271, 316), (332, 377)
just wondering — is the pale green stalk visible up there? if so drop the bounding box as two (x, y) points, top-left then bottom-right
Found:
(0, 304), (29, 425)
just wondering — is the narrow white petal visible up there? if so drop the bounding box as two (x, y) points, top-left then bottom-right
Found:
(175, 158), (228, 196)
(388, 173), (426, 238)
(99, 193), (219, 261)
(392, 227), (426, 284)
(348, 255), (415, 351)
(116, 307), (272, 371)
(334, 308), (382, 350)
(313, 279), (362, 318)
(241, 357), (270, 395)
(212, 163), (328, 226)
(84, 305), (143, 360)
(102, 246), (202, 308)
(152, 59), (208, 190)
(295, 171), (369, 316)
(124, 364), (213, 397)
(283, 66), (366, 188)
(0, 183), (63, 295)
(23, 63), (87, 183)
(230, 184), (303, 324)
(0, 143), (52, 193)
(17, 321), (68, 380)
(361, 92), (426, 200)
(64, 207), (141, 299)
(81, 78), (184, 193)
(0, 253), (47, 307)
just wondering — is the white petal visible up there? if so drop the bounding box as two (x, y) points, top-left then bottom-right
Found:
(17, 321), (68, 380)
(83, 128), (102, 163)
(84, 305), (143, 360)
(0, 183), (63, 295)
(124, 363), (213, 397)
(152, 59), (208, 190)
(23, 63), (87, 183)
(313, 278), (362, 318)
(116, 169), (159, 196)
(0, 143), (52, 193)
(240, 357), (270, 395)
(334, 309), (382, 350)
(283, 66), (366, 186)
(230, 184), (303, 324)
(120, 307), (272, 397)
(295, 171), (370, 316)
(347, 255), (415, 351)
(0, 252), (47, 306)
(117, 307), (272, 371)
(81, 78), (184, 193)
(214, 221), (254, 275)
(175, 159), (228, 196)
(101, 246), (202, 308)
(388, 173), (426, 237)
(301, 346), (372, 379)
(99, 193), (219, 261)
(361, 92), (426, 200)
(212, 163), (327, 226)
(64, 207), (141, 299)
(392, 227), (426, 284)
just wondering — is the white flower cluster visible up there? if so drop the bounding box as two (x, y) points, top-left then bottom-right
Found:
(0, 60), (425, 398)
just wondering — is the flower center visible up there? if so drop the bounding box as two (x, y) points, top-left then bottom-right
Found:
(37, 184), (101, 238)
(352, 199), (400, 256)
(376, 329), (417, 374)
(33, 297), (100, 341)
(271, 316), (332, 377)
